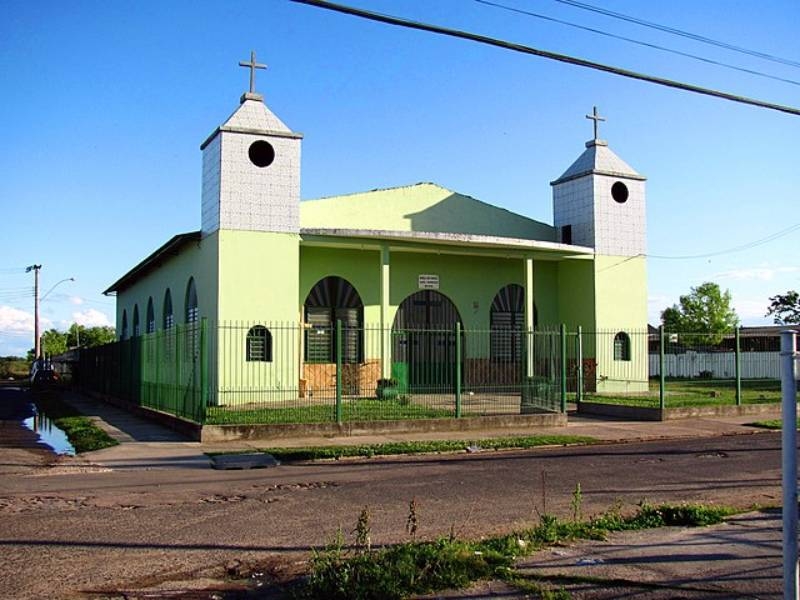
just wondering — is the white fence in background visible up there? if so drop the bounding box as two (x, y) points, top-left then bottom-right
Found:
(648, 351), (799, 379)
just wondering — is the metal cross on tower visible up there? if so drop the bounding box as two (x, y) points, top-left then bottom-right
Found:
(585, 106), (606, 140)
(239, 50), (267, 94)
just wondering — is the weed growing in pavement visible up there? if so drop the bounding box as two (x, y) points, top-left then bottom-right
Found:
(353, 506), (371, 553)
(405, 497), (418, 541)
(570, 482), (583, 523)
(297, 497), (739, 600)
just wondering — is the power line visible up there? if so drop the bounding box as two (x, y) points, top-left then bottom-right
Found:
(649, 223), (800, 260)
(291, 0), (800, 117)
(550, 0), (800, 70)
(475, 0), (800, 87)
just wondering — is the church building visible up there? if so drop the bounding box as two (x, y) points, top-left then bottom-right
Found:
(103, 54), (649, 410)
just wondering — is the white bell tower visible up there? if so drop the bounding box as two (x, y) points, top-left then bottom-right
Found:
(551, 107), (646, 256)
(200, 51), (302, 236)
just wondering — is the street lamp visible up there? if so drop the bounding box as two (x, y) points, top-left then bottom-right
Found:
(32, 275), (75, 359)
(42, 277), (75, 302)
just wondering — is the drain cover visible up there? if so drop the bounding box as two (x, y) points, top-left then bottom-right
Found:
(210, 453), (281, 470)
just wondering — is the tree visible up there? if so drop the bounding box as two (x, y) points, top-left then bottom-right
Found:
(28, 329), (68, 358)
(765, 290), (800, 325)
(66, 324), (115, 348)
(27, 324), (116, 359)
(661, 282), (739, 346)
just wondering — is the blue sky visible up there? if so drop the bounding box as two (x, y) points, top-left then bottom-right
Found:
(1, 0), (798, 356)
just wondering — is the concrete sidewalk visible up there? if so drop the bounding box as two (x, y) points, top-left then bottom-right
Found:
(57, 390), (783, 471)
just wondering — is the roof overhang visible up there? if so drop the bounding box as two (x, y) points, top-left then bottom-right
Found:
(103, 231), (201, 295)
(299, 228), (593, 260)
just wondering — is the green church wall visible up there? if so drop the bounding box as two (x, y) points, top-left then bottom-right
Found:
(593, 255), (649, 393)
(298, 245), (566, 361)
(531, 261), (559, 326)
(115, 237), (217, 335)
(300, 183), (556, 241)
(556, 259), (596, 331)
(215, 229), (301, 404)
(299, 246), (382, 323)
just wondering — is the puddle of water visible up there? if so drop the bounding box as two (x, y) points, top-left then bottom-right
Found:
(23, 410), (76, 456)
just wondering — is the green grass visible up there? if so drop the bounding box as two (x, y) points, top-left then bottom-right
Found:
(298, 502), (737, 600)
(749, 418), (800, 430)
(583, 378), (788, 408)
(244, 435), (597, 462)
(205, 398), (454, 425)
(33, 393), (119, 453)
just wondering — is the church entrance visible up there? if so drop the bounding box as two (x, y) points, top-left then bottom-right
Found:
(391, 290), (463, 392)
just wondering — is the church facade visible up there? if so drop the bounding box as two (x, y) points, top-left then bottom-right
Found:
(104, 60), (649, 409)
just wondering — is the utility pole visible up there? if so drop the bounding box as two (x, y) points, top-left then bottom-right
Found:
(26, 265), (42, 359)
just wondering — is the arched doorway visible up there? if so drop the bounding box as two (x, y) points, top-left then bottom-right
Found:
(304, 276), (363, 364)
(392, 290), (463, 392)
(490, 283), (537, 363)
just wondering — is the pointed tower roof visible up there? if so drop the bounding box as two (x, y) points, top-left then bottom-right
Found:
(200, 97), (301, 149)
(551, 139), (645, 186)
(200, 51), (301, 149)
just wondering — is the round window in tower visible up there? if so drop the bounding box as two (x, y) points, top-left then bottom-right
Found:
(248, 140), (275, 167)
(611, 181), (629, 203)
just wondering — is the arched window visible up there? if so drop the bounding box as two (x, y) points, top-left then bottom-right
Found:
(490, 284), (536, 362)
(146, 297), (155, 333)
(185, 277), (198, 324)
(614, 331), (631, 361)
(163, 289), (174, 329)
(120, 309), (128, 340)
(132, 305), (140, 337)
(304, 276), (363, 363)
(246, 325), (273, 362)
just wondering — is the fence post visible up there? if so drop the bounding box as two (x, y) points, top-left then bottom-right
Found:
(455, 322), (462, 418)
(576, 326), (583, 406)
(154, 330), (160, 411)
(659, 326), (666, 410)
(335, 319), (343, 425)
(199, 318), (208, 423)
(175, 325), (182, 417)
(560, 324), (567, 413)
(734, 327), (742, 406)
(780, 330), (798, 600)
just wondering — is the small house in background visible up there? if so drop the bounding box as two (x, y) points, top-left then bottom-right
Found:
(100, 55), (650, 414)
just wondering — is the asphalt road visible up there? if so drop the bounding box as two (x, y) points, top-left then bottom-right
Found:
(0, 385), (787, 599)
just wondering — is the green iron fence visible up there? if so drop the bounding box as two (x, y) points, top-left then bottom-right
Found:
(79, 321), (576, 425)
(78, 320), (207, 422)
(206, 322), (569, 424)
(579, 328), (789, 409)
(77, 323), (795, 422)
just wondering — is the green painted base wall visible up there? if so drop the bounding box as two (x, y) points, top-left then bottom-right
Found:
(216, 229), (301, 400)
(593, 255), (648, 393)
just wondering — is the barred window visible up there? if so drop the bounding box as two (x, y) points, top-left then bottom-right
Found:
(490, 284), (535, 362)
(132, 305), (140, 337)
(246, 326), (272, 362)
(163, 289), (174, 329)
(185, 278), (198, 324)
(146, 297), (155, 333)
(614, 331), (631, 361)
(304, 276), (363, 363)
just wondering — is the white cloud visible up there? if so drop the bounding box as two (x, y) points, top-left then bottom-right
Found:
(0, 305), (35, 334)
(715, 266), (800, 282)
(733, 299), (772, 325)
(72, 309), (113, 328)
(69, 296), (84, 306)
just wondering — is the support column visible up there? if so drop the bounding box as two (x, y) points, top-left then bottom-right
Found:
(524, 258), (535, 377)
(380, 245), (392, 379)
